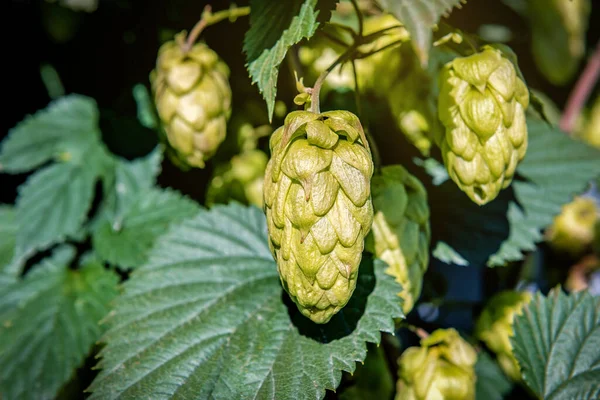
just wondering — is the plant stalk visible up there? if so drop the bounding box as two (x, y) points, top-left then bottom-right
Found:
(183, 4), (251, 52)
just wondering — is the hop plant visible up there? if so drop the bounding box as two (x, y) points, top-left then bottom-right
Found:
(264, 110), (374, 324)
(150, 35), (232, 168)
(546, 196), (599, 255)
(396, 328), (477, 400)
(437, 45), (530, 205)
(475, 290), (532, 381)
(366, 165), (430, 314)
(206, 150), (268, 208)
(529, 0), (590, 85)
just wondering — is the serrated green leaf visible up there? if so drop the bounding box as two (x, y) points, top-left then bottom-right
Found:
(488, 120), (600, 266)
(432, 241), (469, 266)
(0, 95), (100, 173)
(475, 352), (513, 400)
(92, 188), (198, 269)
(378, 0), (464, 66)
(245, 0), (320, 121)
(511, 287), (600, 399)
(99, 148), (163, 224)
(0, 206), (17, 275)
(0, 246), (119, 400)
(88, 204), (403, 399)
(14, 145), (110, 267)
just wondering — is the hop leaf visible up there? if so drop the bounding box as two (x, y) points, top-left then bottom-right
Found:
(367, 165), (431, 314)
(437, 45), (529, 205)
(264, 110), (374, 324)
(151, 38), (232, 169)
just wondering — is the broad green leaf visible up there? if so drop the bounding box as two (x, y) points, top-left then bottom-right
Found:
(488, 120), (600, 266)
(432, 241), (468, 266)
(92, 188), (198, 269)
(0, 246), (119, 400)
(511, 287), (600, 400)
(99, 147), (163, 224)
(378, 0), (465, 66)
(431, 119), (600, 267)
(88, 204), (403, 399)
(0, 95), (100, 173)
(475, 352), (513, 400)
(0, 206), (17, 275)
(14, 144), (111, 266)
(245, 0), (320, 121)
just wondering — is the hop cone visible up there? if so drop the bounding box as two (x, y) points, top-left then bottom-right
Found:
(546, 196), (599, 255)
(529, 0), (590, 85)
(437, 45), (530, 205)
(366, 165), (430, 314)
(578, 95), (600, 149)
(207, 150), (268, 208)
(475, 290), (532, 381)
(264, 110), (374, 324)
(396, 328), (477, 400)
(151, 37), (232, 168)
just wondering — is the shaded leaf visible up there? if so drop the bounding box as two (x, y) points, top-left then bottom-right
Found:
(378, 0), (465, 65)
(245, 0), (320, 121)
(475, 351), (513, 400)
(89, 204), (403, 399)
(92, 188), (198, 269)
(0, 206), (17, 275)
(0, 246), (119, 400)
(511, 287), (600, 399)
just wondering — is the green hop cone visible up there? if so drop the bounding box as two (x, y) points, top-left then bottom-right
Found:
(396, 328), (477, 400)
(475, 290), (532, 381)
(207, 150), (268, 208)
(150, 35), (232, 168)
(546, 196), (599, 256)
(366, 165), (430, 315)
(437, 45), (530, 205)
(529, 0), (590, 85)
(264, 110), (374, 324)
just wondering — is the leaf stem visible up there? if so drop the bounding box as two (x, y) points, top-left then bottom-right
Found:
(560, 41), (600, 134)
(350, 0), (364, 38)
(183, 4), (251, 52)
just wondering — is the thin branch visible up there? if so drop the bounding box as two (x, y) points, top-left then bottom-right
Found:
(560, 41), (600, 134)
(183, 4), (251, 52)
(350, 0), (364, 38)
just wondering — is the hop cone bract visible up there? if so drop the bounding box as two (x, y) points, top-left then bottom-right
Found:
(264, 110), (374, 324)
(475, 290), (532, 381)
(151, 38), (232, 168)
(366, 165), (430, 314)
(437, 45), (529, 205)
(396, 328), (477, 400)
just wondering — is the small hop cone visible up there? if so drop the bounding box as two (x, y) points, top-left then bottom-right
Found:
(546, 196), (599, 256)
(366, 165), (430, 314)
(475, 290), (532, 381)
(264, 110), (374, 324)
(151, 37), (232, 168)
(396, 328), (477, 400)
(207, 150), (268, 208)
(437, 45), (529, 205)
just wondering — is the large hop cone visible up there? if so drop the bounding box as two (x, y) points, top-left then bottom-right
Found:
(396, 328), (477, 400)
(366, 165), (430, 315)
(264, 110), (374, 324)
(151, 38), (232, 168)
(475, 290), (532, 381)
(529, 0), (590, 85)
(437, 45), (529, 205)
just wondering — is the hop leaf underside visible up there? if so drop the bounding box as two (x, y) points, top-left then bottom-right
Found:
(264, 110), (374, 324)
(151, 40), (232, 168)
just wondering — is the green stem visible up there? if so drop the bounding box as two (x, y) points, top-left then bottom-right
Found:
(350, 0), (364, 38)
(183, 4), (251, 52)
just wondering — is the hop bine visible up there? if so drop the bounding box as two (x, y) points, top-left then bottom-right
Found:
(475, 290), (532, 381)
(151, 36), (232, 168)
(366, 165), (430, 314)
(396, 328), (477, 400)
(264, 110), (374, 324)
(436, 45), (530, 205)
